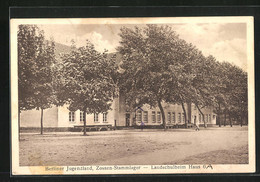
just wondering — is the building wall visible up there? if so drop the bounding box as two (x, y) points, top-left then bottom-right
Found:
(20, 98), (216, 128)
(20, 107), (58, 127)
(190, 104), (217, 125)
(133, 102), (188, 126)
(57, 101), (116, 127)
(133, 102), (216, 126)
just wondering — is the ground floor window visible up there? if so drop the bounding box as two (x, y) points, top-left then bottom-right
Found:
(172, 112), (175, 123)
(152, 111), (156, 123)
(69, 111), (75, 122)
(209, 114), (211, 122)
(103, 112), (108, 123)
(199, 114), (201, 122)
(143, 111), (148, 123)
(178, 113), (181, 123)
(167, 112), (171, 123)
(206, 114), (208, 122)
(94, 113), (99, 122)
(182, 113), (185, 123)
(157, 111), (161, 123)
(136, 110), (142, 122)
(80, 111), (85, 122)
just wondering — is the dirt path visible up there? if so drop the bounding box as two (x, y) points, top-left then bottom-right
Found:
(97, 127), (248, 165)
(19, 126), (248, 166)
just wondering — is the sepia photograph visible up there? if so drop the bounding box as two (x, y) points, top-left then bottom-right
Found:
(11, 17), (255, 175)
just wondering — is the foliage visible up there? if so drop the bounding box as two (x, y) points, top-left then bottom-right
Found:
(56, 41), (117, 134)
(18, 25), (56, 134)
(117, 24), (248, 127)
(117, 25), (192, 128)
(57, 41), (117, 113)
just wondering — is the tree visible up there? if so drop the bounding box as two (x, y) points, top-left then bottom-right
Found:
(191, 55), (220, 128)
(18, 25), (56, 136)
(18, 25), (43, 139)
(34, 40), (56, 134)
(167, 42), (210, 127)
(117, 24), (248, 129)
(57, 41), (117, 135)
(220, 62), (248, 126)
(201, 58), (248, 127)
(117, 25), (195, 129)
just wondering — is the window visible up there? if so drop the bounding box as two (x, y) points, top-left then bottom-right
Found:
(152, 111), (156, 123)
(136, 110), (142, 122)
(69, 111), (75, 122)
(80, 111), (85, 122)
(94, 113), (99, 122)
(143, 111), (148, 123)
(103, 112), (108, 123)
(167, 112), (171, 123)
(172, 112), (175, 123)
(206, 114), (208, 122)
(182, 113), (185, 123)
(199, 114), (201, 122)
(178, 113), (181, 123)
(157, 112), (161, 122)
(209, 114), (211, 122)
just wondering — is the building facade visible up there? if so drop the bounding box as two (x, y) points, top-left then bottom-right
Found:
(20, 93), (217, 129)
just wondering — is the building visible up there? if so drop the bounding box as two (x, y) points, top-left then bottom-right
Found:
(20, 92), (217, 130)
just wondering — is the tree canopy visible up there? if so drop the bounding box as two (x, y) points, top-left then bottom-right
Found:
(117, 24), (248, 128)
(56, 41), (118, 135)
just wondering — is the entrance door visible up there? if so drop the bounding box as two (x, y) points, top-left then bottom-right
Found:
(125, 113), (130, 127)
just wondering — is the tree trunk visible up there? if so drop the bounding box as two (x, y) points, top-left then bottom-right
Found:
(229, 113), (232, 127)
(218, 103), (221, 127)
(158, 100), (166, 130)
(181, 103), (187, 128)
(202, 114), (205, 128)
(83, 110), (87, 136)
(40, 108), (44, 135)
(196, 104), (206, 128)
(224, 110), (226, 126)
(18, 109), (21, 141)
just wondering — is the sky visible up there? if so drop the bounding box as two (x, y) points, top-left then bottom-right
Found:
(39, 23), (247, 71)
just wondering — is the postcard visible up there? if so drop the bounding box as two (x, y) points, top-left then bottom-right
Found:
(11, 17), (255, 175)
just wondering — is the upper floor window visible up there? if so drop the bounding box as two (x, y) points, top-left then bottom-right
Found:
(94, 113), (99, 122)
(69, 111), (75, 122)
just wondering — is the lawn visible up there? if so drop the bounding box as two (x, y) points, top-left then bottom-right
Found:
(19, 126), (248, 166)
